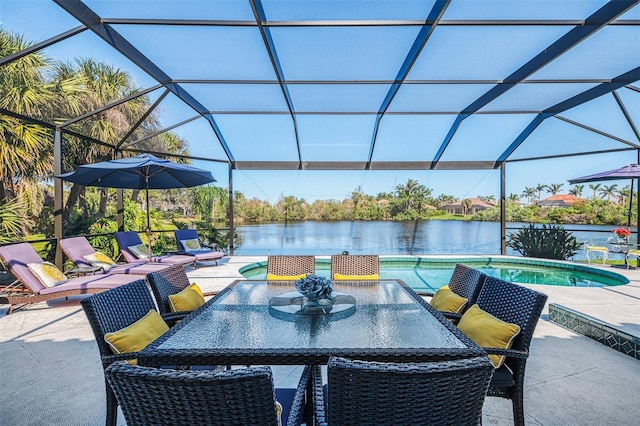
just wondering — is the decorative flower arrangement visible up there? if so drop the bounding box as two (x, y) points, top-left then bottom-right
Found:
(613, 227), (631, 239)
(294, 274), (333, 301)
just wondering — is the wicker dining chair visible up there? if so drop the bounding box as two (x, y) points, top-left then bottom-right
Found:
(267, 255), (316, 278)
(105, 362), (313, 426)
(80, 279), (165, 426)
(311, 356), (493, 426)
(428, 263), (488, 321)
(330, 254), (379, 279)
(472, 276), (548, 426)
(146, 264), (216, 323)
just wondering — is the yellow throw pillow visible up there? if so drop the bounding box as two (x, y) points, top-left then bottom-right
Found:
(457, 304), (521, 368)
(180, 238), (202, 253)
(83, 252), (117, 271)
(169, 284), (206, 311)
(189, 282), (204, 297)
(27, 262), (69, 287)
(333, 273), (380, 280)
(266, 273), (308, 281)
(430, 286), (468, 313)
(128, 244), (151, 259)
(104, 310), (169, 364)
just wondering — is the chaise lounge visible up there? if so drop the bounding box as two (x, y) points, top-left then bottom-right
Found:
(114, 231), (195, 267)
(0, 242), (141, 314)
(174, 229), (225, 266)
(59, 236), (171, 275)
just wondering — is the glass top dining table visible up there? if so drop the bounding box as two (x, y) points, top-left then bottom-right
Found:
(138, 279), (485, 367)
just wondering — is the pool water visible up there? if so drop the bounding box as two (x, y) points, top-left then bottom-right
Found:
(239, 256), (629, 293)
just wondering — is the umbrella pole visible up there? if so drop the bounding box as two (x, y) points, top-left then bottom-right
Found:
(146, 180), (152, 261)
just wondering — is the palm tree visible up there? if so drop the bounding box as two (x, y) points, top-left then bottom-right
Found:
(569, 184), (584, 198)
(589, 183), (601, 200)
(536, 184), (547, 200)
(461, 198), (472, 216)
(521, 187), (536, 205)
(599, 184), (619, 202)
(546, 183), (563, 195)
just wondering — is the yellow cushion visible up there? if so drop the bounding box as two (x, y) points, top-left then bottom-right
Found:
(189, 282), (204, 297)
(180, 238), (201, 253)
(128, 243), (151, 258)
(430, 286), (468, 313)
(266, 273), (307, 281)
(27, 262), (69, 287)
(457, 304), (521, 368)
(169, 284), (206, 311)
(83, 252), (117, 271)
(104, 310), (169, 364)
(333, 273), (379, 280)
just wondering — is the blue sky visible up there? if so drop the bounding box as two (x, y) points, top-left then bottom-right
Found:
(2, 1), (638, 202)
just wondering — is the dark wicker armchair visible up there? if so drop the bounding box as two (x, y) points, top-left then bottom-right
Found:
(311, 356), (493, 426)
(81, 279), (167, 426)
(105, 362), (313, 426)
(146, 264), (216, 324)
(330, 254), (379, 279)
(473, 276), (548, 426)
(267, 255), (316, 277)
(427, 263), (487, 321)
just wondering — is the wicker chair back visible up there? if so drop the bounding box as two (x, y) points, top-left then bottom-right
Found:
(330, 255), (379, 279)
(314, 356), (493, 426)
(267, 255), (315, 276)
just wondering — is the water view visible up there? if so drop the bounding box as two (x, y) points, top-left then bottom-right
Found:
(233, 220), (635, 262)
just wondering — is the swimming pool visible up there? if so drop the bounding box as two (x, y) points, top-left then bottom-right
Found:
(239, 256), (629, 293)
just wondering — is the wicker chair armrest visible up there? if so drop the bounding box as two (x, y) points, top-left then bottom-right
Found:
(416, 290), (435, 297)
(310, 364), (327, 426)
(202, 291), (218, 297)
(161, 311), (190, 326)
(442, 312), (463, 322)
(482, 347), (529, 359)
(101, 352), (140, 366)
(285, 365), (314, 426)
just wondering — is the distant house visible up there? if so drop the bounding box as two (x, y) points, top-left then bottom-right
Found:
(439, 197), (494, 215)
(537, 194), (582, 207)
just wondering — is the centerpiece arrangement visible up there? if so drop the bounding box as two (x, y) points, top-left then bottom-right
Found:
(294, 274), (335, 313)
(613, 227), (631, 241)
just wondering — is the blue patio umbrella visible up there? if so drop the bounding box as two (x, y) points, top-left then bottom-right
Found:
(569, 164), (639, 245)
(57, 153), (216, 258)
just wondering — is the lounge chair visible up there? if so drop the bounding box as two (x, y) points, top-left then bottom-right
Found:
(267, 255), (315, 279)
(311, 356), (493, 426)
(330, 254), (379, 280)
(59, 236), (171, 275)
(174, 229), (225, 266)
(114, 231), (195, 267)
(105, 362), (312, 426)
(0, 242), (141, 314)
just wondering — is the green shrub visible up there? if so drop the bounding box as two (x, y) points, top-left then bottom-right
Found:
(507, 223), (581, 260)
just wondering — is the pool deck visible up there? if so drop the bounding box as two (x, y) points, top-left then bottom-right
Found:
(1, 255), (639, 425)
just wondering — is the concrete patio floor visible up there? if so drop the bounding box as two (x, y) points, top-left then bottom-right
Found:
(1, 256), (638, 425)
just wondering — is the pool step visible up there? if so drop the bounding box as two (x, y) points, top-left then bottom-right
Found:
(549, 303), (639, 360)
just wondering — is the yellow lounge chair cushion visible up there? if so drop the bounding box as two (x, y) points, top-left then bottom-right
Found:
(457, 304), (520, 368)
(169, 284), (206, 311)
(430, 286), (468, 314)
(104, 310), (169, 364)
(334, 273), (379, 280)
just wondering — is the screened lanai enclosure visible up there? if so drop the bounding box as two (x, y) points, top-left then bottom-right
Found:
(1, 0), (639, 257)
